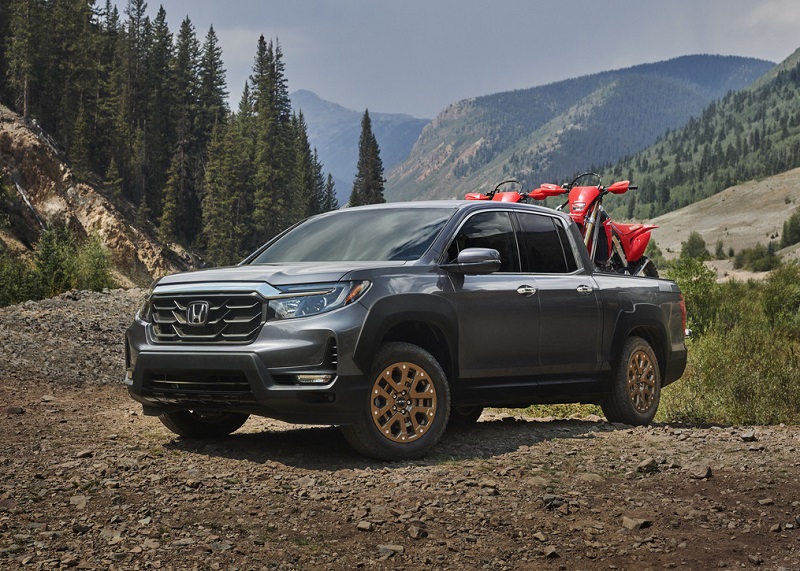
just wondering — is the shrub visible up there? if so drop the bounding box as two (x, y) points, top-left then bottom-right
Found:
(74, 235), (115, 291)
(0, 223), (116, 307)
(0, 248), (38, 307)
(660, 317), (800, 425)
(761, 262), (800, 340)
(733, 242), (780, 271)
(659, 263), (800, 425)
(680, 231), (710, 260)
(665, 257), (719, 336)
(33, 223), (77, 298)
(780, 207), (800, 248)
(645, 239), (667, 269)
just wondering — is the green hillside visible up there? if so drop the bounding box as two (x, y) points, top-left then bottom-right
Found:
(601, 50), (800, 221)
(385, 55), (774, 201)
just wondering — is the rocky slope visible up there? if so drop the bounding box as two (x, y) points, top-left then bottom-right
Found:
(0, 105), (187, 285)
(1, 290), (799, 570)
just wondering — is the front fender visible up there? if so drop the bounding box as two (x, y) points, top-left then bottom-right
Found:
(352, 294), (458, 376)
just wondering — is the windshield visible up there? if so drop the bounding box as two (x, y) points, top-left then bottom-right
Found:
(250, 207), (455, 263)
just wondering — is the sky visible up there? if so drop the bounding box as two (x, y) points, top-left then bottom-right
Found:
(117, 0), (800, 119)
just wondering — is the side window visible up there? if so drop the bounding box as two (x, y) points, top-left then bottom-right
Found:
(515, 212), (577, 273)
(447, 211), (521, 272)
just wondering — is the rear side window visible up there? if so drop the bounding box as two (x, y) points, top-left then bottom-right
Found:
(515, 212), (577, 273)
(446, 211), (521, 272)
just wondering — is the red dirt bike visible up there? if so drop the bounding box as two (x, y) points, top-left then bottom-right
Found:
(466, 174), (659, 277)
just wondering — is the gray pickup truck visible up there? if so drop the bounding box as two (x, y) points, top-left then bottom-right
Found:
(125, 201), (687, 460)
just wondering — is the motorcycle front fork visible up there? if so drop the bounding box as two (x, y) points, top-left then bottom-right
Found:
(610, 235), (629, 272)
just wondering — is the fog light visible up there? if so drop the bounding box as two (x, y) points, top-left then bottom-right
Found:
(296, 374), (333, 385)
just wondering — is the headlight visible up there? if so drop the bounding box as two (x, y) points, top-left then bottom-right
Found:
(136, 294), (153, 323)
(135, 280), (159, 323)
(268, 281), (370, 320)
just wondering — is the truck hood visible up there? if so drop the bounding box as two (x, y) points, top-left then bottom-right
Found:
(153, 261), (405, 290)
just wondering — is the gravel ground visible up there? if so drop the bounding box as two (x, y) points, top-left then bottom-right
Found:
(1, 289), (799, 570)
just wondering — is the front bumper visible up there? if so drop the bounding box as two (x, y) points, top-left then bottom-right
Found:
(124, 304), (369, 425)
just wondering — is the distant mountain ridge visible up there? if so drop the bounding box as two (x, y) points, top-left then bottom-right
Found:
(289, 90), (429, 204)
(597, 48), (800, 222)
(384, 55), (775, 202)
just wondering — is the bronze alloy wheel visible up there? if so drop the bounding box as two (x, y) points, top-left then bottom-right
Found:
(370, 361), (438, 443)
(627, 348), (657, 413)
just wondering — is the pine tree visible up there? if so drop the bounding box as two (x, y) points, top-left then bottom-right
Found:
(69, 103), (92, 179)
(290, 111), (314, 221)
(161, 16), (202, 245)
(105, 155), (123, 199)
(197, 25), (228, 147)
(202, 120), (251, 265)
(0, 0), (10, 103)
(251, 37), (295, 243)
(349, 109), (385, 206)
(140, 5), (173, 219)
(7, 0), (37, 119)
(323, 173), (339, 212)
(309, 149), (327, 216)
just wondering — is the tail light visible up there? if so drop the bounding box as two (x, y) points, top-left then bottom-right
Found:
(679, 294), (692, 339)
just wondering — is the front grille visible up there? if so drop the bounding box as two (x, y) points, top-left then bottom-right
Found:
(150, 294), (264, 344)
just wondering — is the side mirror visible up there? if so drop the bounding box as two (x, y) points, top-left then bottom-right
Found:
(443, 248), (501, 275)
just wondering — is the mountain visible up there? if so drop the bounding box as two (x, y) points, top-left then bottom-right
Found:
(289, 90), (429, 205)
(385, 55), (775, 202)
(652, 166), (800, 266)
(597, 48), (800, 223)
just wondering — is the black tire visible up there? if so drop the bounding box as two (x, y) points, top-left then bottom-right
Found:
(342, 342), (450, 461)
(633, 257), (659, 278)
(449, 406), (484, 426)
(601, 336), (661, 425)
(158, 410), (250, 438)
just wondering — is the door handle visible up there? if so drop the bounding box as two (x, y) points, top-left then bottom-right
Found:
(517, 285), (537, 296)
(576, 285), (594, 294)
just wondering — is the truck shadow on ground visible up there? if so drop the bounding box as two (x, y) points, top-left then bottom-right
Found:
(162, 415), (615, 470)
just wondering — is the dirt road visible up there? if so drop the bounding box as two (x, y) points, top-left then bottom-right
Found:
(1, 290), (799, 570)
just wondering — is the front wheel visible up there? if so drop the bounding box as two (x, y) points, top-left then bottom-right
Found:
(158, 410), (250, 438)
(342, 342), (450, 461)
(601, 336), (661, 425)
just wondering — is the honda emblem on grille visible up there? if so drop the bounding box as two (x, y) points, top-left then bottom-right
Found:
(186, 301), (210, 326)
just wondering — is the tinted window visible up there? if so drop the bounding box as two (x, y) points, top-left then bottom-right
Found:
(251, 208), (454, 263)
(515, 212), (577, 273)
(446, 211), (520, 272)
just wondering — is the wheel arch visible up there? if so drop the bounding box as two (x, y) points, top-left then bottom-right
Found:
(609, 307), (668, 381)
(353, 295), (458, 381)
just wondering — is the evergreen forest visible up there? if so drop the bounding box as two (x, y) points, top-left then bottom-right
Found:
(600, 49), (800, 221)
(0, 0), (338, 266)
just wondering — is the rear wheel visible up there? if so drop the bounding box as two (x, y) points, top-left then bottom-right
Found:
(601, 336), (660, 425)
(342, 342), (450, 461)
(633, 257), (659, 278)
(158, 410), (250, 438)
